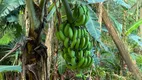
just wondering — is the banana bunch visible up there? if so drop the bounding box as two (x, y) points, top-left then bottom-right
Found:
(73, 4), (90, 26)
(60, 49), (94, 69)
(56, 21), (93, 70)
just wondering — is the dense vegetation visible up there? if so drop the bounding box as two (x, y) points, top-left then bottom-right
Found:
(0, 0), (142, 80)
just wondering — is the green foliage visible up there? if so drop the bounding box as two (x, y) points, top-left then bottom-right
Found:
(87, 0), (105, 4)
(109, 14), (122, 34)
(136, 55), (142, 72)
(0, 0), (25, 18)
(46, 1), (58, 22)
(91, 66), (106, 78)
(136, 55), (142, 66)
(114, 0), (131, 9)
(0, 72), (4, 80)
(0, 65), (21, 72)
(131, 53), (142, 72)
(0, 23), (22, 45)
(0, 31), (15, 45)
(128, 34), (142, 47)
(86, 6), (109, 51)
(125, 19), (142, 36)
(57, 54), (66, 74)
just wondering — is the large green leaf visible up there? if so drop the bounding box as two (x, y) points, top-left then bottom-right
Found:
(86, 6), (100, 40)
(0, 65), (21, 72)
(125, 19), (142, 36)
(0, 0), (25, 18)
(86, 6), (109, 51)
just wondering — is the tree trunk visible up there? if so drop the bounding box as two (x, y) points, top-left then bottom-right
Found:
(101, 5), (142, 80)
(21, 0), (48, 80)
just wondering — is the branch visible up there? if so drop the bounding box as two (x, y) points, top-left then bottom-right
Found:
(0, 43), (21, 62)
(25, 0), (40, 29)
(61, 0), (74, 23)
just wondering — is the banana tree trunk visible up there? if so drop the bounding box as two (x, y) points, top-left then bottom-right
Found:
(21, 0), (48, 80)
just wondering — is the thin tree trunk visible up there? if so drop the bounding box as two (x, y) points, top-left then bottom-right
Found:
(101, 5), (142, 80)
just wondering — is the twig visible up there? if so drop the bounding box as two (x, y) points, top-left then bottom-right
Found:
(0, 43), (21, 62)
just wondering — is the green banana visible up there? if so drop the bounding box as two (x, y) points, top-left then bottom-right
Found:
(78, 29), (82, 38)
(64, 23), (70, 36)
(78, 5), (85, 15)
(68, 48), (75, 58)
(71, 39), (77, 49)
(56, 31), (61, 40)
(78, 50), (83, 59)
(81, 5), (89, 25)
(68, 26), (73, 39)
(71, 57), (77, 66)
(87, 56), (93, 67)
(84, 50), (91, 57)
(87, 41), (93, 50)
(75, 38), (81, 49)
(81, 28), (85, 37)
(73, 5), (79, 19)
(73, 4), (89, 26)
(64, 38), (69, 48)
(86, 41), (91, 50)
(75, 14), (86, 26)
(77, 57), (85, 68)
(80, 37), (86, 49)
(63, 53), (71, 63)
(73, 28), (78, 40)
(58, 30), (66, 41)
(83, 36), (89, 49)
(81, 58), (88, 68)
(84, 29), (88, 37)
(84, 12), (90, 24)
(81, 5), (87, 14)
(86, 56), (91, 67)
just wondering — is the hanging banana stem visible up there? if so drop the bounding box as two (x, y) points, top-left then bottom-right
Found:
(61, 0), (74, 23)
